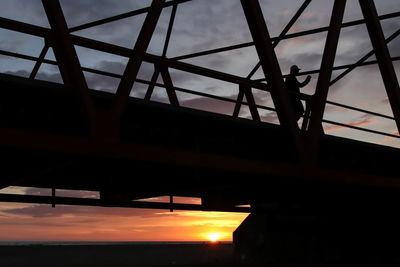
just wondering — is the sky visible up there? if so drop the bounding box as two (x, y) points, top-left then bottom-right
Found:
(0, 0), (399, 241)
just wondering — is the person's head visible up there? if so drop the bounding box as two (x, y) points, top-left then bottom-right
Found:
(290, 65), (300, 75)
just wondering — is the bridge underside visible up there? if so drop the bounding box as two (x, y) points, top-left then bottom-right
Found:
(0, 73), (399, 214)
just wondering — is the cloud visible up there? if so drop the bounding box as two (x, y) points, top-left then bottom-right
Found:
(0, 35), (29, 53)
(348, 117), (377, 128)
(261, 112), (279, 123)
(59, 0), (147, 28)
(0, 202), (248, 241)
(4, 59), (157, 94)
(168, 1), (252, 58)
(324, 114), (378, 133)
(94, 60), (126, 75)
(6, 67), (119, 92)
(5, 69), (63, 83)
(25, 187), (52, 196)
(2, 204), (173, 219)
(180, 96), (235, 116)
(283, 9), (291, 16)
(24, 187), (99, 199)
(383, 130), (400, 145)
(0, 0), (49, 27)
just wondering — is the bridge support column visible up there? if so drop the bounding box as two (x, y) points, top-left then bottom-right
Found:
(234, 208), (400, 266)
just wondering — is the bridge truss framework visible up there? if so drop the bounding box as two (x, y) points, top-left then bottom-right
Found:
(0, 0), (399, 212)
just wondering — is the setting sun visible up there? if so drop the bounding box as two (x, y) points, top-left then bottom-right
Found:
(207, 233), (221, 242)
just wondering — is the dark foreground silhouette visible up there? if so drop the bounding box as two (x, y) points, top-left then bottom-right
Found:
(0, 243), (233, 267)
(285, 65), (311, 121)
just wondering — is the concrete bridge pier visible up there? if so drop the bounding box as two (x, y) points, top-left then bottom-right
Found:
(233, 206), (400, 266)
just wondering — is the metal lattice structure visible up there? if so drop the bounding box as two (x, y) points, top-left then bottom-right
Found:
(0, 0), (399, 212)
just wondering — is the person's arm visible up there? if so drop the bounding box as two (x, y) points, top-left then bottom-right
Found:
(297, 75), (311, 87)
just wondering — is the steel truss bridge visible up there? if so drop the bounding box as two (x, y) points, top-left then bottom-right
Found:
(0, 0), (399, 217)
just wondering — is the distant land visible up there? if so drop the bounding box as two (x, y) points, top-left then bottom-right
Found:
(0, 241), (234, 267)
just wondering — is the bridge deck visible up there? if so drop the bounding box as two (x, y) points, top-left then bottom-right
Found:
(0, 73), (399, 211)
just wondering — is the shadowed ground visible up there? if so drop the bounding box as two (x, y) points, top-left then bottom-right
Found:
(0, 243), (234, 267)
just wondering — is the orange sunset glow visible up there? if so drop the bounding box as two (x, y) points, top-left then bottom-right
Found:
(0, 187), (248, 242)
(207, 233), (223, 242)
(0, 206), (248, 242)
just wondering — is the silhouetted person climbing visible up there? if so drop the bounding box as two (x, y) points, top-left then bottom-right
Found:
(285, 65), (311, 121)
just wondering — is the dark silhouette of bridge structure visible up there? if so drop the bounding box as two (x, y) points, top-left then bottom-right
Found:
(1, 0), (400, 265)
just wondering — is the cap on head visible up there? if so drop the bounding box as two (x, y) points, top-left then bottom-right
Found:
(290, 65), (300, 73)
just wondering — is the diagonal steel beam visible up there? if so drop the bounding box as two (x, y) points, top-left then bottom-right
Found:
(233, 85), (261, 121)
(1, 11), (398, 60)
(41, 0), (95, 131)
(359, 0), (400, 133)
(241, 0), (304, 157)
(237, 0), (311, 114)
(4, 14), (396, 123)
(0, 17), (50, 38)
(306, 0), (346, 164)
(254, 55), (400, 83)
(69, 6), (151, 33)
(29, 41), (49, 79)
(240, 84), (260, 121)
(145, 4), (178, 101)
(67, 33), (272, 91)
(159, 64), (180, 106)
(162, 4), (178, 58)
(247, 0), (312, 79)
(330, 28), (400, 86)
(3, 14), (399, 89)
(171, 11), (400, 62)
(6, 14), (395, 129)
(68, 0), (190, 33)
(111, 0), (165, 118)
(234, 0), (311, 114)
(233, 89), (245, 117)
(144, 66), (160, 101)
